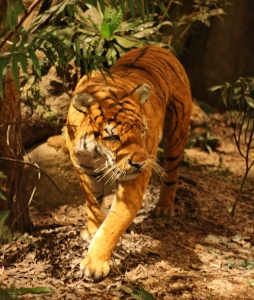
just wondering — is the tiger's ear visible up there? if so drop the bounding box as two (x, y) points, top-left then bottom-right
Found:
(133, 83), (151, 105)
(72, 93), (95, 113)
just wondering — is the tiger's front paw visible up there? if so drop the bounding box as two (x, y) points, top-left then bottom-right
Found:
(80, 255), (110, 280)
(152, 206), (175, 218)
(80, 228), (97, 242)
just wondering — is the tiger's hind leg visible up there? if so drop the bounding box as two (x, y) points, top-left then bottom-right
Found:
(153, 97), (191, 218)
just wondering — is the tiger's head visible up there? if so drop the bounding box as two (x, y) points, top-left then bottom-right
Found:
(69, 77), (162, 183)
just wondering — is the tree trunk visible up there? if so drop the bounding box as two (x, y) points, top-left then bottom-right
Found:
(182, 0), (254, 107)
(0, 0), (31, 233)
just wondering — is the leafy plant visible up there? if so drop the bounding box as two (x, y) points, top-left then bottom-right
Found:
(0, 0), (230, 98)
(247, 279), (254, 290)
(0, 172), (7, 201)
(0, 210), (12, 244)
(210, 77), (254, 215)
(159, 0), (229, 53)
(0, 0), (169, 98)
(0, 283), (52, 300)
(187, 128), (220, 153)
(20, 77), (60, 123)
(117, 283), (156, 300)
(73, 4), (171, 67)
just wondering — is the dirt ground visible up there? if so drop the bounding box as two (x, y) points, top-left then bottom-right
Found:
(1, 113), (254, 300)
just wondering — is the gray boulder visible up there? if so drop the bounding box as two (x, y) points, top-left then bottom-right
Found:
(24, 136), (84, 209)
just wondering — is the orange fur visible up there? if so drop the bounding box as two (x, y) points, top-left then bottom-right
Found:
(66, 46), (192, 279)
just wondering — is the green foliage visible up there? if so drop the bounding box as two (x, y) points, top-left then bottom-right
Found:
(0, 0), (170, 98)
(5, 0), (24, 30)
(187, 129), (220, 153)
(74, 4), (171, 67)
(118, 283), (155, 300)
(0, 172), (7, 201)
(158, 0), (229, 53)
(210, 77), (254, 154)
(0, 283), (52, 300)
(210, 77), (254, 111)
(0, 210), (13, 244)
(247, 279), (254, 290)
(210, 77), (254, 215)
(0, 0), (229, 98)
(20, 77), (59, 123)
(191, 0), (228, 26)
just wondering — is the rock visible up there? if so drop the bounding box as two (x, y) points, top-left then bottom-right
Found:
(24, 138), (84, 209)
(190, 100), (211, 130)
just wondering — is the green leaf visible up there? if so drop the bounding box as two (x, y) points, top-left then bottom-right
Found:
(42, 47), (57, 65)
(105, 47), (117, 66)
(11, 54), (19, 91)
(74, 38), (81, 67)
(127, 0), (135, 17)
(97, 0), (105, 13)
(15, 287), (52, 295)
(120, 0), (126, 16)
(0, 190), (6, 201)
(208, 85), (224, 92)
(132, 288), (156, 300)
(109, 9), (123, 33)
(136, 0), (144, 17)
(244, 96), (254, 108)
(28, 51), (41, 78)
(153, 0), (169, 17)
(0, 57), (8, 99)
(5, 0), (24, 29)
(108, 0), (118, 7)
(101, 23), (111, 39)
(119, 285), (133, 294)
(112, 35), (141, 49)
(0, 211), (9, 226)
(234, 234), (242, 241)
(82, 59), (89, 77)
(221, 86), (229, 108)
(0, 173), (7, 179)
(19, 53), (29, 80)
(0, 289), (13, 300)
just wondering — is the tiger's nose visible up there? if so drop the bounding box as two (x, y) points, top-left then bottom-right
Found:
(128, 159), (146, 170)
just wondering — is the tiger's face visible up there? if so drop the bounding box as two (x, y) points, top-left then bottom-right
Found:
(70, 82), (161, 183)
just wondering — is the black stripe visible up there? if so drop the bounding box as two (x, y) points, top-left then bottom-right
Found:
(165, 61), (187, 88)
(131, 46), (149, 64)
(126, 65), (167, 100)
(89, 172), (102, 178)
(164, 154), (180, 162)
(165, 162), (181, 174)
(165, 102), (178, 141)
(119, 93), (128, 100)
(96, 195), (104, 204)
(172, 95), (185, 121)
(109, 102), (122, 108)
(163, 180), (177, 186)
(109, 89), (118, 100)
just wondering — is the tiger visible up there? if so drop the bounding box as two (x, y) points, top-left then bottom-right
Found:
(65, 45), (192, 280)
